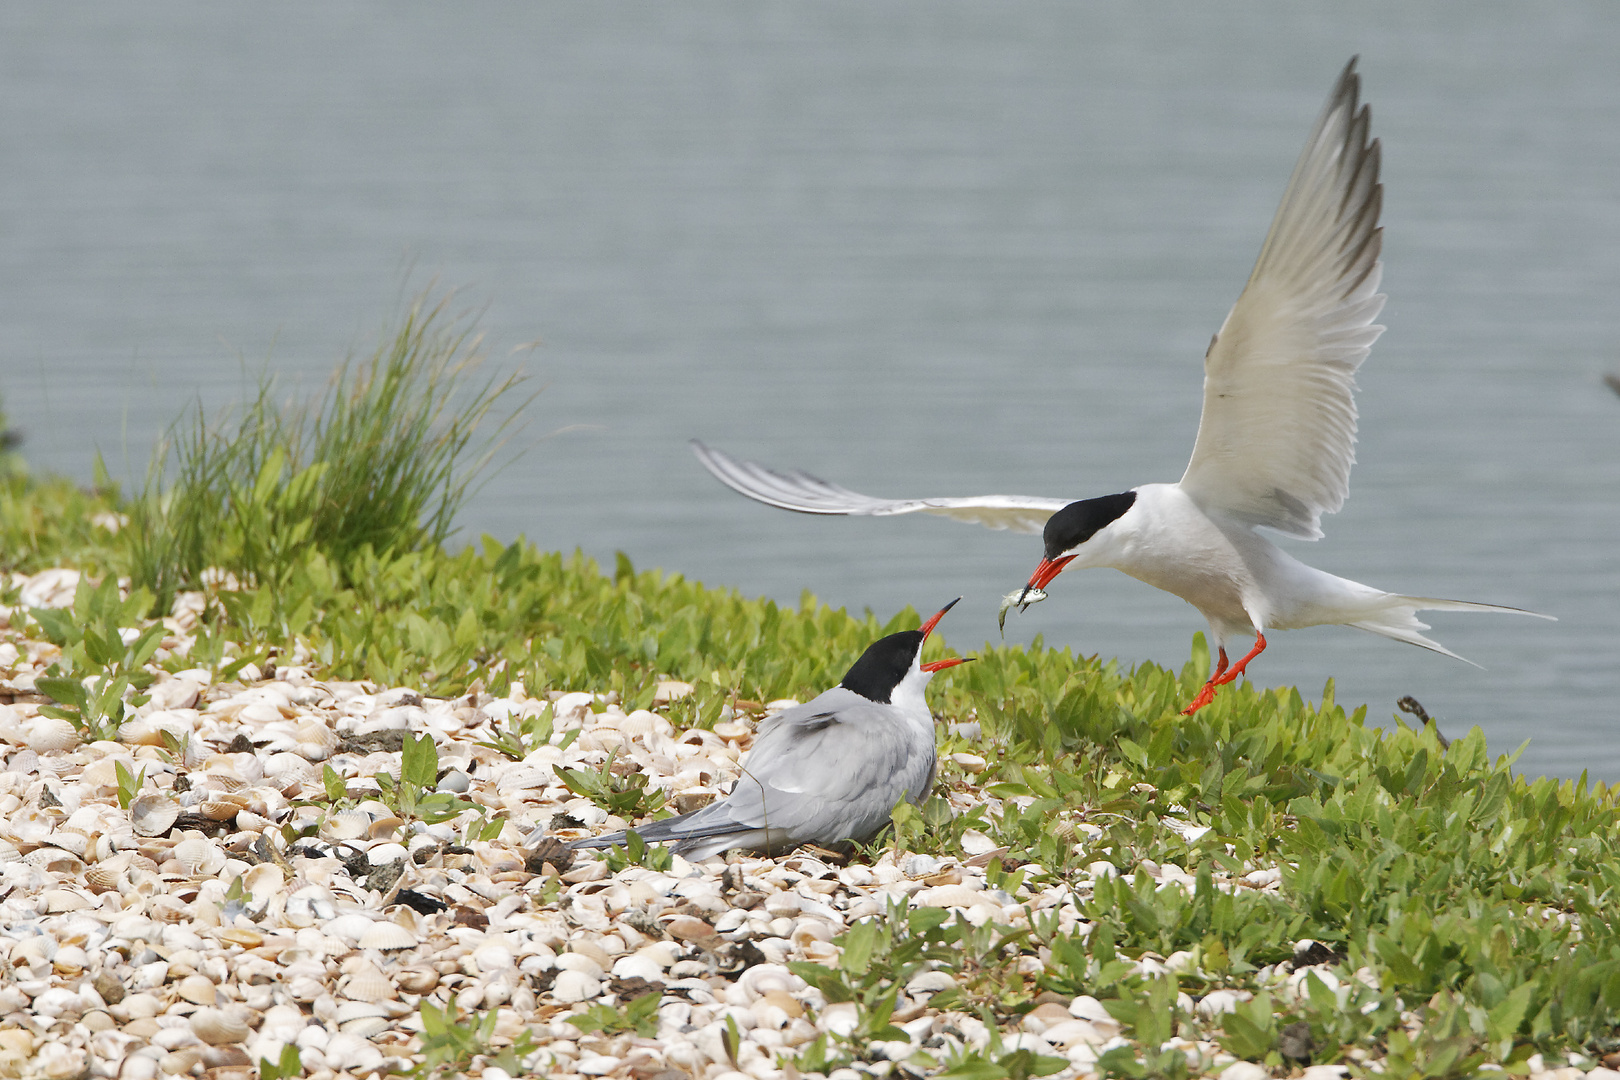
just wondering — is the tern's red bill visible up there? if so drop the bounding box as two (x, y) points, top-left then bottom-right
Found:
(1027, 555), (1077, 592)
(919, 597), (962, 639)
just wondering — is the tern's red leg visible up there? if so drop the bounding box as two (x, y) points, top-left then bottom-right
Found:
(1181, 637), (1265, 716)
(1180, 646), (1228, 716)
(1215, 634), (1266, 686)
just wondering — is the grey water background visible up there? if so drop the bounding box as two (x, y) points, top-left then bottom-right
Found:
(2, 5), (1616, 780)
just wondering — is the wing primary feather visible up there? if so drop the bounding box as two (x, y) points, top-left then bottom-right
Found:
(1178, 57), (1386, 539)
(690, 440), (1066, 534)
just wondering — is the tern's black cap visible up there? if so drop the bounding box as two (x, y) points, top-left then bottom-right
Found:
(840, 630), (923, 704)
(1043, 491), (1136, 560)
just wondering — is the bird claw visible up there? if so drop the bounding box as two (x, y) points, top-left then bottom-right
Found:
(1181, 681), (1219, 716)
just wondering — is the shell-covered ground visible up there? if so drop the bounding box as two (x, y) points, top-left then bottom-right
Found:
(0, 569), (1612, 1080)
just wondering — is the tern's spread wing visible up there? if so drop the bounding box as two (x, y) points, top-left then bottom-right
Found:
(1179, 58), (1385, 541)
(691, 440), (1066, 535)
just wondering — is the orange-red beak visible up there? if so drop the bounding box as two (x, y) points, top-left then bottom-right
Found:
(1026, 554), (1076, 594)
(919, 597), (961, 640)
(919, 597), (971, 672)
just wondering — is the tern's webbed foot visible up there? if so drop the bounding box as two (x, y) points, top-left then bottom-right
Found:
(1182, 681), (1220, 716)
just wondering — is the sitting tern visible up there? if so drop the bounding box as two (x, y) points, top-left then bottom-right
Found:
(692, 59), (1549, 715)
(563, 599), (967, 860)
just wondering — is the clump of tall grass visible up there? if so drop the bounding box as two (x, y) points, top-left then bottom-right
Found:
(127, 291), (530, 607)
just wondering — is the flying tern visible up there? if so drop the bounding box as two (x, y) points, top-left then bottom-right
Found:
(692, 59), (1549, 715)
(560, 599), (968, 860)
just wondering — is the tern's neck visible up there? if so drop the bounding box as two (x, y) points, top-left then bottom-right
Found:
(886, 666), (934, 725)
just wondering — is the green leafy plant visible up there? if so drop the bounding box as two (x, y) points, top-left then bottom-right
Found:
(478, 702), (576, 760)
(257, 1043), (302, 1080)
(937, 1038), (1068, 1080)
(410, 999), (536, 1079)
(463, 812), (508, 844)
(603, 829), (673, 873)
(556, 748), (667, 820)
(113, 761), (147, 809)
(564, 990), (662, 1038)
(32, 575), (166, 741)
(373, 733), (480, 824)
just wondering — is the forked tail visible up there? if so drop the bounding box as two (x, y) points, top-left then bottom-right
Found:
(1349, 596), (1553, 665)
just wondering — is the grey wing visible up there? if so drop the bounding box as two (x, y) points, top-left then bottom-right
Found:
(1178, 58), (1385, 540)
(692, 440), (1066, 535)
(711, 689), (938, 846)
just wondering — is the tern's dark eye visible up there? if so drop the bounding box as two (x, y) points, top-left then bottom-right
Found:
(1043, 491), (1136, 560)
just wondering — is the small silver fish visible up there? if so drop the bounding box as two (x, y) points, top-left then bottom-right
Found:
(997, 586), (1047, 636)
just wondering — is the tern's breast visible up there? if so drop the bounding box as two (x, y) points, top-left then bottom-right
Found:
(1108, 485), (1254, 623)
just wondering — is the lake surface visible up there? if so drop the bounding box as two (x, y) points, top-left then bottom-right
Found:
(2, 4), (1616, 780)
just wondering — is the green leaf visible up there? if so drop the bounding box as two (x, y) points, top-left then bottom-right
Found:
(401, 732), (439, 790)
(323, 764), (348, 803)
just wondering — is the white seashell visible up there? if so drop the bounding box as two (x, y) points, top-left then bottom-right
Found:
(47, 827), (91, 858)
(23, 715), (79, 753)
(320, 809), (371, 842)
(472, 945), (514, 973)
(145, 678), (203, 712)
(549, 969), (602, 1003)
(395, 967), (439, 994)
(739, 963), (803, 1000)
(196, 799), (244, 822)
(554, 953), (604, 980)
(117, 711), (194, 748)
(85, 861), (126, 893)
(323, 914), (377, 947)
(18, 568), (79, 608)
(173, 837), (227, 877)
(619, 710), (658, 738)
(189, 1007), (249, 1045)
(610, 954), (663, 982)
(4, 808), (58, 846)
(234, 810), (271, 834)
(552, 691), (594, 719)
(494, 765), (552, 793)
(130, 793), (179, 837)
(652, 680), (693, 704)
(262, 753), (314, 794)
(284, 886), (336, 927)
(367, 816), (405, 840)
(24, 848), (85, 875)
(337, 969), (395, 1003)
(176, 975), (218, 1006)
(338, 1016), (390, 1039)
(363, 842), (407, 865)
(241, 863), (286, 899)
(236, 702), (285, 725)
(357, 921), (416, 951)
(78, 757), (126, 789)
(333, 1001), (389, 1023)
(294, 720), (339, 761)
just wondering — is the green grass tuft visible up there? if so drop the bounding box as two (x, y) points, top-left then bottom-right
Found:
(124, 290), (530, 608)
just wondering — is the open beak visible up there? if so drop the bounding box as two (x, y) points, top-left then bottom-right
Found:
(919, 597), (962, 640)
(919, 598), (970, 672)
(1018, 555), (1076, 607)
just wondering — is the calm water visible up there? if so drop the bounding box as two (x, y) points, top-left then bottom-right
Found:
(2, 5), (1616, 779)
